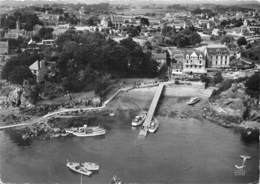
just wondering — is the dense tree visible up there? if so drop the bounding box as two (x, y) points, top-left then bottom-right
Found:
(0, 11), (42, 31)
(220, 18), (243, 28)
(38, 27), (54, 40)
(237, 37), (247, 46)
(140, 17), (149, 26)
(52, 31), (158, 92)
(8, 66), (34, 85)
(124, 26), (141, 37)
(192, 8), (215, 17)
(221, 35), (234, 45)
(188, 32), (202, 45)
(59, 13), (79, 25)
(1, 52), (41, 83)
(161, 25), (176, 37)
(85, 16), (100, 26)
(245, 73), (260, 102)
(161, 27), (201, 47)
(213, 71), (223, 84)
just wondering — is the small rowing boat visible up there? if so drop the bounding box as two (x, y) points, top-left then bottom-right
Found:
(186, 97), (200, 105)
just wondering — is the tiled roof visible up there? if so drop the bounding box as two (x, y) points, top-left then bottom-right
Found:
(206, 46), (229, 55)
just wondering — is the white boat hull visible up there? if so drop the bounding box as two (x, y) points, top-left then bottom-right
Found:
(66, 162), (92, 176)
(148, 119), (159, 133)
(65, 127), (106, 137)
(186, 97), (200, 105)
(82, 162), (100, 171)
(132, 120), (144, 127)
(148, 124), (159, 133)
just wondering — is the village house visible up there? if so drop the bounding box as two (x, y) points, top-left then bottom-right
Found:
(52, 24), (70, 38)
(183, 50), (207, 74)
(37, 39), (55, 46)
(29, 60), (48, 83)
(166, 47), (185, 76)
(4, 20), (24, 39)
(0, 41), (8, 55)
(100, 17), (109, 28)
(205, 45), (230, 68)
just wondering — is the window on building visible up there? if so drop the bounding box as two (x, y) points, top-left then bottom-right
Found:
(186, 55), (189, 59)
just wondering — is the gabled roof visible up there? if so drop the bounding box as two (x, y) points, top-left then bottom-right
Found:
(29, 60), (39, 71)
(184, 49), (204, 57)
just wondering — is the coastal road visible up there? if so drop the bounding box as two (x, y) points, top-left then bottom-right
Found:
(0, 87), (133, 131)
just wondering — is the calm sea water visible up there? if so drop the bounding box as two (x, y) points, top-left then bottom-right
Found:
(0, 110), (259, 184)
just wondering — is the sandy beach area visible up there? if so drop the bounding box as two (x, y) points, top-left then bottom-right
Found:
(107, 84), (214, 122)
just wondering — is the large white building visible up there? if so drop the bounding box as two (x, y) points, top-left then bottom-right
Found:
(183, 50), (207, 74)
(205, 45), (230, 68)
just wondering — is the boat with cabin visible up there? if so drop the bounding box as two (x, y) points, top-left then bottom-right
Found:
(132, 111), (147, 127)
(65, 125), (106, 137)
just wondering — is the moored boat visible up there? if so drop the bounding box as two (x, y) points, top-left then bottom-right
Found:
(132, 111), (147, 127)
(82, 162), (100, 171)
(66, 161), (92, 176)
(186, 97), (200, 105)
(65, 125), (106, 137)
(148, 118), (159, 133)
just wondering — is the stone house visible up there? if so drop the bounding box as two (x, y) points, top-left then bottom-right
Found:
(0, 41), (8, 55)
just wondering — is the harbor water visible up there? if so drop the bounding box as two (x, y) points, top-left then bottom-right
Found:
(0, 94), (259, 184)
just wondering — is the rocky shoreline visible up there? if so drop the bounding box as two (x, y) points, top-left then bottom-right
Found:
(2, 82), (259, 144)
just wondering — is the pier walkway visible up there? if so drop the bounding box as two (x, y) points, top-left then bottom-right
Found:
(141, 84), (164, 136)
